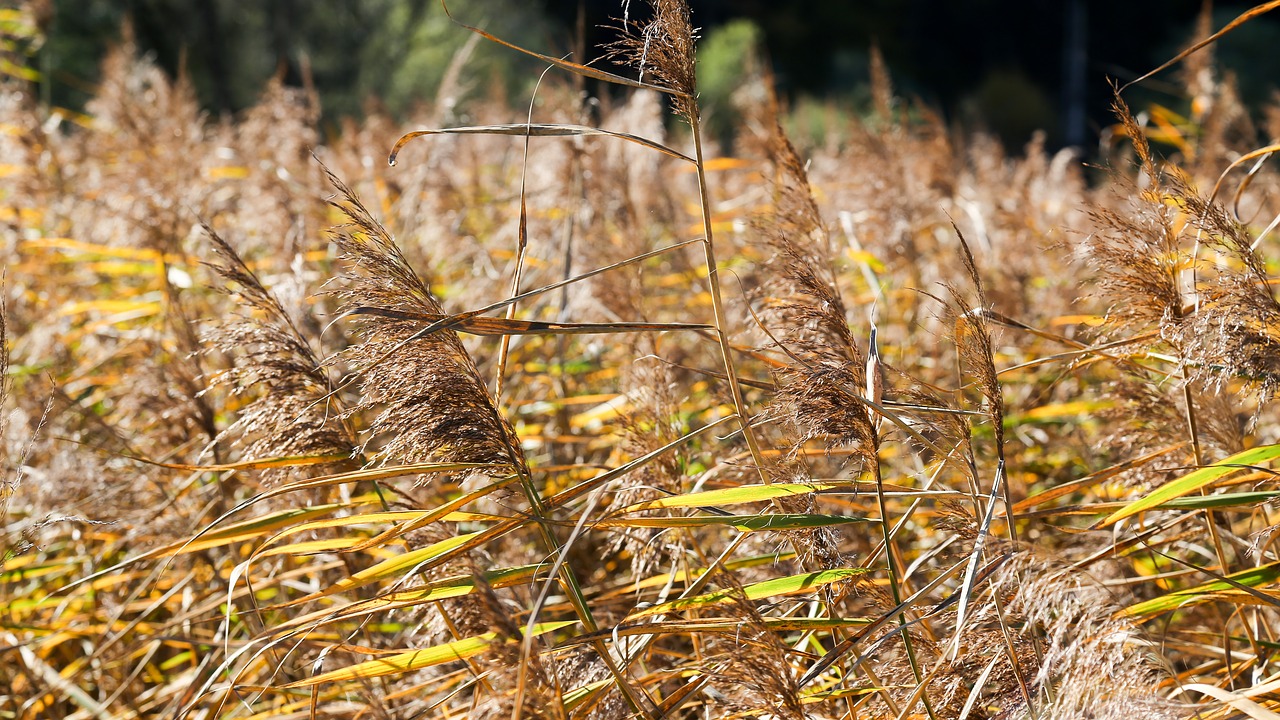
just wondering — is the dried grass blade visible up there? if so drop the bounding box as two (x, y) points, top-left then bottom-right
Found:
(1232, 150), (1275, 221)
(1119, 559), (1280, 619)
(654, 675), (712, 717)
(1096, 444), (1280, 528)
(626, 568), (867, 620)
(389, 123), (693, 166)
(948, 462), (1004, 659)
(1208, 143), (1280, 206)
(342, 475), (514, 553)
(65, 461), (506, 591)
(1184, 683), (1280, 720)
(260, 565), (541, 638)
(438, 0), (687, 98)
(594, 513), (869, 531)
(1119, 1), (1280, 92)
(616, 481), (844, 513)
(557, 617), (874, 648)
(1013, 443), (1185, 512)
(56, 499), (377, 592)
(125, 453), (353, 473)
(344, 310), (712, 336)
(276, 621), (576, 690)
(318, 239), (701, 404)
(278, 531), (485, 607)
(957, 654), (1003, 720)
(892, 662), (944, 720)
(250, 508), (494, 555)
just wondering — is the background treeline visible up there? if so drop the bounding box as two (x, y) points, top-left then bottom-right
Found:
(27, 0), (1280, 149)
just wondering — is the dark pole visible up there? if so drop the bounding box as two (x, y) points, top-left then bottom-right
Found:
(197, 0), (231, 112)
(1063, 0), (1087, 148)
(272, 0), (298, 84)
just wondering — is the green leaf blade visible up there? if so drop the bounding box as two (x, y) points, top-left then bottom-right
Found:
(1097, 444), (1280, 528)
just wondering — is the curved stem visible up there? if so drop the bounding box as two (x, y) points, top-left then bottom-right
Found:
(689, 110), (770, 485)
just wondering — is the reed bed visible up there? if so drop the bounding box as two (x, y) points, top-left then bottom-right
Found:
(4, 2), (1280, 718)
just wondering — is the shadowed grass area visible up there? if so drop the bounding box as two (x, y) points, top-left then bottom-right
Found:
(4, 1), (1280, 719)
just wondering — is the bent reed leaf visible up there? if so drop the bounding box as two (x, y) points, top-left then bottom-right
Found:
(389, 123), (694, 166)
(1119, 560), (1280, 619)
(439, 0), (688, 98)
(628, 568), (868, 619)
(345, 308), (712, 336)
(278, 620), (576, 689)
(615, 481), (845, 513)
(1119, 1), (1280, 93)
(595, 513), (869, 531)
(1097, 444), (1280, 528)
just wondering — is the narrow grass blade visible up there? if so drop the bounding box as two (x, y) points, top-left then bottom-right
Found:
(564, 679), (614, 712)
(1119, 2), (1280, 93)
(1184, 683), (1280, 720)
(262, 565), (541, 637)
(627, 568), (867, 619)
(558, 616), (873, 649)
(949, 463), (1004, 658)
(390, 123), (694, 166)
(129, 453), (352, 473)
(278, 532), (483, 607)
(616, 482), (843, 514)
(595, 513), (868, 532)
(1025, 491), (1280, 519)
(345, 476), (515, 553)
(439, 0), (687, 98)
(1119, 560), (1280, 619)
(55, 462), (500, 595)
(958, 654), (1002, 720)
(278, 621), (575, 689)
(1208, 143), (1280, 207)
(345, 309), (711, 336)
(1013, 444), (1184, 512)
(250, 509), (483, 543)
(1096, 444), (1280, 528)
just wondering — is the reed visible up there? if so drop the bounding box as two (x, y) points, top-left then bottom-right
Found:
(4, 2), (1280, 718)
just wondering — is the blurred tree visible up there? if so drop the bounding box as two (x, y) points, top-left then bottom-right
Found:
(33, 0), (552, 122)
(27, 0), (1280, 150)
(355, 0), (554, 119)
(696, 18), (762, 151)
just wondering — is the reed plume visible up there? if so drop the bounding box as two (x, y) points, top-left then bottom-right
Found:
(324, 167), (526, 475)
(606, 0), (698, 121)
(203, 228), (357, 483)
(754, 119), (874, 458)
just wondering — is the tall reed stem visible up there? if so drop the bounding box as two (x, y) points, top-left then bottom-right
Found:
(688, 110), (770, 485)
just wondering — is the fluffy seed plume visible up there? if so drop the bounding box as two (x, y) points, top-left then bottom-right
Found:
(203, 229), (356, 482)
(754, 120), (876, 459)
(323, 168), (526, 475)
(1084, 96), (1186, 336)
(947, 228), (1005, 455)
(1174, 177), (1280, 400)
(607, 0), (699, 120)
(703, 583), (808, 720)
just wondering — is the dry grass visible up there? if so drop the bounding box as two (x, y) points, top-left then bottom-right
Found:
(4, 2), (1280, 718)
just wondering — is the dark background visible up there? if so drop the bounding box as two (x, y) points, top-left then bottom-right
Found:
(25, 0), (1280, 150)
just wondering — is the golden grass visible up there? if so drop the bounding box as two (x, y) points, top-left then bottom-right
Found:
(4, 2), (1280, 718)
